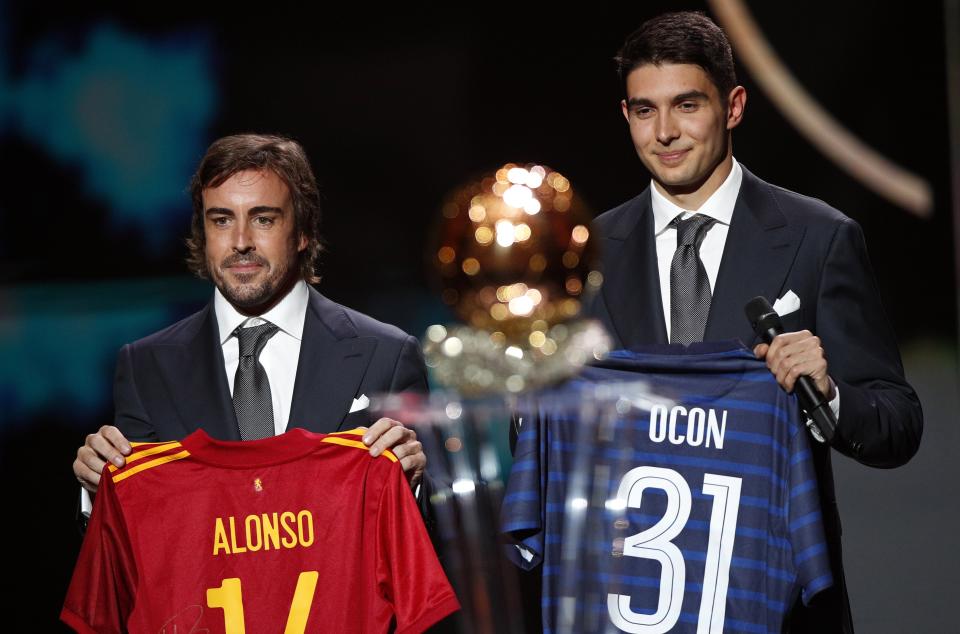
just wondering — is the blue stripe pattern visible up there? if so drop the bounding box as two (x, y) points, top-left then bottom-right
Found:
(501, 345), (834, 633)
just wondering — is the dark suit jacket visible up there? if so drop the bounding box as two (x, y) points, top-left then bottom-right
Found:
(585, 166), (922, 632)
(113, 285), (427, 441)
(101, 285), (448, 581)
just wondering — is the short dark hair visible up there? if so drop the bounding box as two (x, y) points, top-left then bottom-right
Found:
(615, 11), (737, 100)
(186, 134), (322, 282)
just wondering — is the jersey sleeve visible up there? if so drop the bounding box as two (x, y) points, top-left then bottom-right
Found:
(500, 407), (546, 570)
(376, 463), (460, 634)
(787, 426), (834, 605)
(61, 468), (138, 634)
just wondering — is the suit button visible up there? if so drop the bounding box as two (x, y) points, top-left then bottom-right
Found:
(851, 441), (863, 456)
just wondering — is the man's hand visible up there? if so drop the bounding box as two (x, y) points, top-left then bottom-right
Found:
(73, 425), (132, 495)
(362, 417), (425, 490)
(753, 330), (836, 400)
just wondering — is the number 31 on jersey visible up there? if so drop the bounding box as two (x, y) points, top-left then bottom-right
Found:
(608, 466), (742, 634)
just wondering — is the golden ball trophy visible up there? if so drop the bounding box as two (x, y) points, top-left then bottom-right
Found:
(375, 164), (610, 633)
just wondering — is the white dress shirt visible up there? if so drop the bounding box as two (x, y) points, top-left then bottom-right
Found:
(651, 158), (741, 342)
(215, 279), (308, 435)
(649, 158), (839, 423)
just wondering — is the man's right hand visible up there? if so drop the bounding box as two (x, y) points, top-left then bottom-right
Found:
(73, 425), (132, 495)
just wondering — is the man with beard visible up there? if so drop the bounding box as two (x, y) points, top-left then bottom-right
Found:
(73, 134), (429, 514)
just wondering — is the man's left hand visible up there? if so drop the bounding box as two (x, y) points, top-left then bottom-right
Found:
(753, 330), (836, 400)
(362, 417), (425, 489)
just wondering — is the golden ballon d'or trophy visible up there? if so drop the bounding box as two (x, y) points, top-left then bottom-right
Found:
(374, 163), (610, 634)
(425, 162), (609, 394)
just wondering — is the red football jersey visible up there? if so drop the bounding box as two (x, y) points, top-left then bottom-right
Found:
(62, 428), (459, 634)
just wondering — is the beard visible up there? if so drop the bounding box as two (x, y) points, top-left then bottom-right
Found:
(212, 253), (292, 310)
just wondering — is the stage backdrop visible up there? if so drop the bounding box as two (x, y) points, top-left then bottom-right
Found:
(0, 2), (955, 631)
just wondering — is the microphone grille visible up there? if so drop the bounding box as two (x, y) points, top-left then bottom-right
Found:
(744, 296), (784, 337)
(744, 296), (774, 326)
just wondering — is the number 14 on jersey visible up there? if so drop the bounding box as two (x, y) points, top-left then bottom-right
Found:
(207, 571), (318, 633)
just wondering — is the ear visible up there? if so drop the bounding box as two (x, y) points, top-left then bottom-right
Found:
(726, 86), (747, 131)
(297, 233), (309, 252)
(621, 99), (630, 124)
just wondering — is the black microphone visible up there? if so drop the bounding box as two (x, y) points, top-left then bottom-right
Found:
(744, 296), (837, 444)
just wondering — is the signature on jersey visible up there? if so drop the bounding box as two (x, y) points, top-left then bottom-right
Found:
(157, 604), (208, 634)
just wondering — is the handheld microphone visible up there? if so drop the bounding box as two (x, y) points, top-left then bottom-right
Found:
(744, 296), (837, 444)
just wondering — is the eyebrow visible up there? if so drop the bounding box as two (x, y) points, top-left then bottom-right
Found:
(626, 97), (656, 108)
(204, 206), (284, 216)
(672, 90), (710, 103)
(626, 90), (711, 108)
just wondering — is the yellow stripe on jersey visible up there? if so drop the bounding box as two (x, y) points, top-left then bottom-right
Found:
(321, 436), (398, 462)
(326, 428), (367, 437)
(108, 441), (182, 473)
(112, 450), (191, 483)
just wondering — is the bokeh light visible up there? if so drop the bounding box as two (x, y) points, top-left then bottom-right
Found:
(433, 162), (600, 342)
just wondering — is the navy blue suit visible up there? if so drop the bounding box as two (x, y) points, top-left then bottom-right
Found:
(113, 285), (427, 441)
(585, 166), (922, 632)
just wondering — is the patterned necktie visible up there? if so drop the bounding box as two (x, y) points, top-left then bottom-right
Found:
(670, 214), (717, 345)
(232, 321), (279, 440)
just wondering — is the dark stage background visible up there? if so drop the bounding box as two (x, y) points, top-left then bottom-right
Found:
(0, 1), (956, 631)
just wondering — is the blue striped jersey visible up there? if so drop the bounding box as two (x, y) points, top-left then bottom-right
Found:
(502, 343), (833, 634)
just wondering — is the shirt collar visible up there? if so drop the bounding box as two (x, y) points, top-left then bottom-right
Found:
(651, 157), (743, 235)
(214, 279), (309, 345)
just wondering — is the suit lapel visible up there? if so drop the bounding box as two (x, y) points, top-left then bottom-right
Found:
(706, 167), (806, 346)
(600, 190), (669, 347)
(288, 288), (377, 434)
(151, 303), (240, 440)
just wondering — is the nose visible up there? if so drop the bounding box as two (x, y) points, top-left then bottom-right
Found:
(655, 111), (680, 145)
(231, 222), (254, 253)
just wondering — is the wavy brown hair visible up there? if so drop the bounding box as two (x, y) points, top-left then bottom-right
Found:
(186, 134), (322, 282)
